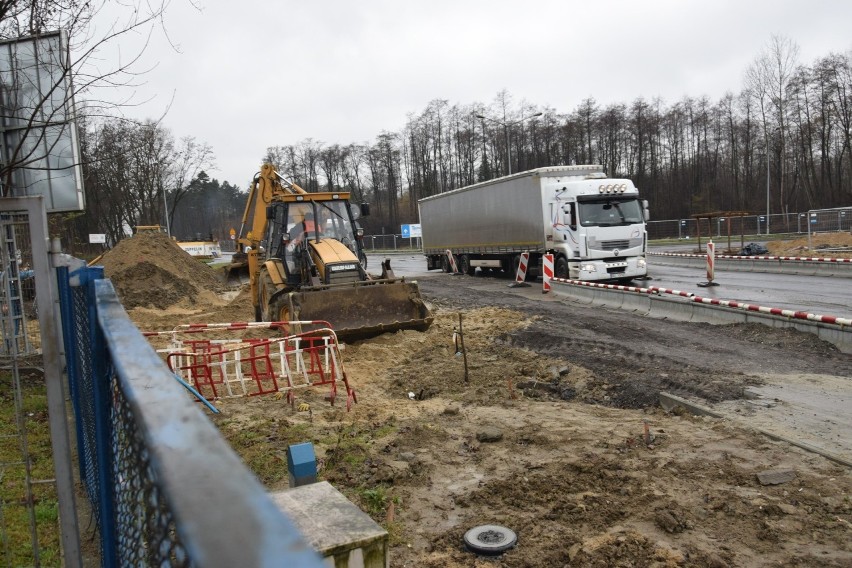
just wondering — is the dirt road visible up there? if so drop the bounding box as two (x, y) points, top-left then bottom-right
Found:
(119, 233), (852, 567)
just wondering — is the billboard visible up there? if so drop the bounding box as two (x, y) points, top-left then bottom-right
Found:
(0, 30), (85, 212)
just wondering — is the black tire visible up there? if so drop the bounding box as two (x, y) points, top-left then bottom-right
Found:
(460, 255), (475, 276)
(555, 257), (570, 279)
(441, 255), (451, 273)
(254, 304), (262, 322)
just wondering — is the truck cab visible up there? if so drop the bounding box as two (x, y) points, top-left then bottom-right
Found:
(547, 177), (649, 282)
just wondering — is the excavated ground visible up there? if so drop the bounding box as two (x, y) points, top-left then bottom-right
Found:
(120, 232), (852, 567)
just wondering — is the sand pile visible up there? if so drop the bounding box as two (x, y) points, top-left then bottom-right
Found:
(99, 231), (227, 310)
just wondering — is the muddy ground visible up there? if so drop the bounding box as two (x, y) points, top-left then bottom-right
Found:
(116, 232), (852, 567)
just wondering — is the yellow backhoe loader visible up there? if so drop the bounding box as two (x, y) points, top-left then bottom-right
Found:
(228, 163), (432, 341)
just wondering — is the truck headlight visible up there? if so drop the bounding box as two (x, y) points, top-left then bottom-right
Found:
(580, 263), (597, 272)
(637, 257), (646, 268)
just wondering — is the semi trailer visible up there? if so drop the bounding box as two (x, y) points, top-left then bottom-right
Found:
(419, 165), (649, 282)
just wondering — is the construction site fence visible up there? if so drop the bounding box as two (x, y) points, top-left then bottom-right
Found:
(360, 208), (852, 251)
(642, 209), (851, 241)
(57, 265), (323, 567)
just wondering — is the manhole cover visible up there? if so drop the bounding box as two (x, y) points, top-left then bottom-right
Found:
(463, 524), (517, 555)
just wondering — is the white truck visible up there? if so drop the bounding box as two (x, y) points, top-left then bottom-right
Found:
(419, 165), (649, 282)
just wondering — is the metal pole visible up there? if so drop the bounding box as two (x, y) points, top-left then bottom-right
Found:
(15, 197), (83, 567)
(162, 187), (172, 237)
(505, 125), (511, 175)
(766, 133), (770, 236)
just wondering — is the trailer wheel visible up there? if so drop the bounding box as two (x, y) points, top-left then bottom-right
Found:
(555, 257), (569, 279)
(459, 255), (475, 276)
(441, 255), (451, 273)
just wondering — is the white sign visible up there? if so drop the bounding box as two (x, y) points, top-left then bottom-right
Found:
(89, 233), (106, 244)
(402, 224), (423, 238)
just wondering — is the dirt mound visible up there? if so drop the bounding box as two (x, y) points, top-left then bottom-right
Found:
(99, 231), (226, 310)
(766, 232), (852, 258)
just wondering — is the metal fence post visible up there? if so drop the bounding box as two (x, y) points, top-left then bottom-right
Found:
(86, 273), (117, 567)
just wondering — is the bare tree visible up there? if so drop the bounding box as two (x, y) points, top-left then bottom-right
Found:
(0, 1), (177, 198)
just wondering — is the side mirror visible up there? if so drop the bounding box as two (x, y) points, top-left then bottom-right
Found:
(642, 199), (650, 221)
(360, 203), (370, 217)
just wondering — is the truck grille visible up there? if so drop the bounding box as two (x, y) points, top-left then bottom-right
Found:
(600, 240), (629, 250)
(587, 237), (643, 252)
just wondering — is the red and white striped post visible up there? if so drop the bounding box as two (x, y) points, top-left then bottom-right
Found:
(698, 240), (720, 287)
(706, 240), (715, 282)
(446, 250), (460, 274)
(542, 254), (554, 294)
(515, 252), (529, 283)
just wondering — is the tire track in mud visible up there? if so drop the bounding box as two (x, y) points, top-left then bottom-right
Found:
(417, 274), (852, 409)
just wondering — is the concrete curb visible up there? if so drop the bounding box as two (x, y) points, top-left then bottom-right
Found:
(552, 282), (852, 353)
(659, 392), (852, 468)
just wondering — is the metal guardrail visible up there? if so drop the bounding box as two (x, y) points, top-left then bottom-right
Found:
(60, 267), (324, 567)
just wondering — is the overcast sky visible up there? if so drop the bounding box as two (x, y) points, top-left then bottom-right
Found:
(90, 0), (852, 189)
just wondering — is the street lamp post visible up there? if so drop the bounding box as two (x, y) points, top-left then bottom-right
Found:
(766, 133), (770, 236)
(475, 111), (542, 175)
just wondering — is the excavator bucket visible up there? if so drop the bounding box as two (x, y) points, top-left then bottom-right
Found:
(223, 252), (250, 285)
(285, 279), (433, 342)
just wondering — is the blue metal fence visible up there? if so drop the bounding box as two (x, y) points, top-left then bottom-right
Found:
(57, 265), (324, 567)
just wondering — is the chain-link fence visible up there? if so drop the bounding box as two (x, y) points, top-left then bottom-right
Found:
(0, 212), (38, 357)
(645, 213), (816, 241)
(361, 234), (421, 251)
(807, 207), (852, 249)
(58, 271), (324, 567)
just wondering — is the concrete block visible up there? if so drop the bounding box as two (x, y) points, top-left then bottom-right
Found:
(287, 442), (318, 487)
(270, 481), (389, 568)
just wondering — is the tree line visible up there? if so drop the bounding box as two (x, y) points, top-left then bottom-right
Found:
(62, 35), (852, 251)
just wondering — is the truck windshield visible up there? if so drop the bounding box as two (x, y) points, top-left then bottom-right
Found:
(578, 198), (643, 227)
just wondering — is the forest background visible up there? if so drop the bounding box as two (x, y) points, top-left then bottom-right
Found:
(65, 35), (852, 251)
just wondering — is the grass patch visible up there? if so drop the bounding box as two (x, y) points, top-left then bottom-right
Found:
(0, 371), (61, 565)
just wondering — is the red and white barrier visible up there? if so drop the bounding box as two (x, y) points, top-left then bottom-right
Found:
(548, 277), (851, 327)
(690, 296), (852, 327)
(446, 249), (459, 274)
(651, 251), (852, 263)
(144, 322), (356, 410)
(706, 240), (716, 282)
(542, 254), (554, 294)
(515, 252), (529, 283)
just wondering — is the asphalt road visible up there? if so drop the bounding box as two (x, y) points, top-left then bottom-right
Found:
(369, 250), (852, 319)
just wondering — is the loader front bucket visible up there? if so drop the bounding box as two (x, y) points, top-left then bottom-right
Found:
(222, 260), (249, 286)
(286, 279), (433, 342)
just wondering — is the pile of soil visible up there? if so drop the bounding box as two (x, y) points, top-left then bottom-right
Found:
(766, 232), (852, 258)
(99, 231), (228, 310)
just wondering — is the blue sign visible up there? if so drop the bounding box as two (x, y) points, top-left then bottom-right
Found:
(401, 224), (422, 238)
